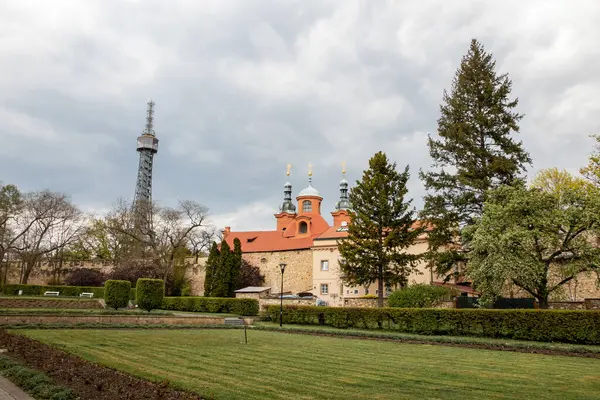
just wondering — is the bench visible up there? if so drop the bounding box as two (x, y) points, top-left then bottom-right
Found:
(224, 318), (245, 326)
(44, 291), (60, 296)
(79, 292), (94, 298)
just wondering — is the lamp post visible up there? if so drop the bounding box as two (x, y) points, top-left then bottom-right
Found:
(279, 263), (286, 327)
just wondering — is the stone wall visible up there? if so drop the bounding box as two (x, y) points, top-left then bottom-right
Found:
(584, 298), (600, 310)
(243, 250), (313, 295)
(342, 298), (388, 308)
(0, 314), (233, 326)
(547, 301), (585, 310)
(258, 298), (315, 312)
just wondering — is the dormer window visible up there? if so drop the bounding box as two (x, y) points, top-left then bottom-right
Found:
(298, 221), (308, 234)
(302, 200), (312, 213)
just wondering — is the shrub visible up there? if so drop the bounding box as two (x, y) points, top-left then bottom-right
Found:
(136, 279), (165, 312)
(359, 294), (378, 299)
(388, 284), (456, 308)
(65, 268), (106, 287)
(162, 297), (259, 316)
(1, 284), (105, 298)
(104, 280), (131, 310)
(265, 306), (600, 344)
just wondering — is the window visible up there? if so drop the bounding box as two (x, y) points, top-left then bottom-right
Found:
(302, 200), (312, 212)
(320, 260), (329, 271)
(353, 289), (359, 295)
(298, 221), (308, 234)
(320, 284), (329, 295)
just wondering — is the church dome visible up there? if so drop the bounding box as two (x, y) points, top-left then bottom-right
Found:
(298, 182), (322, 198)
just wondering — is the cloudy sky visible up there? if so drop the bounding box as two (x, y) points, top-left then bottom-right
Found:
(1, 0), (599, 232)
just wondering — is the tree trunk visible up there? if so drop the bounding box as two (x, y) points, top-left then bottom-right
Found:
(377, 263), (384, 308)
(538, 296), (549, 309)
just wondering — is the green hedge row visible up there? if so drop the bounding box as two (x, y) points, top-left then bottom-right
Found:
(2, 284), (136, 300)
(162, 296), (259, 316)
(265, 305), (600, 344)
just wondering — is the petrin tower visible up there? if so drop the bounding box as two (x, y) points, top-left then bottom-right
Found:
(133, 99), (159, 207)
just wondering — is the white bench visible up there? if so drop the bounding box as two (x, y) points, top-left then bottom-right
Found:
(44, 291), (60, 296)
(79, 292), (94, 298)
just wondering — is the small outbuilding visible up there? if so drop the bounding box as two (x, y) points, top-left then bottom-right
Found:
(234, 286), (272, 300)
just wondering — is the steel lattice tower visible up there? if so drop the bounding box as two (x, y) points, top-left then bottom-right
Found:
(133, 99), (159, 207)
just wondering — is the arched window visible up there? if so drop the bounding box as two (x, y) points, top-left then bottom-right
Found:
(302, 200), (312, 213)
(298, 221), (308, 234)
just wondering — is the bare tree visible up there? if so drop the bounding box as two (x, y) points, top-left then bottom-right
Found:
(188, 226), (216, 263)
(13, 190), (83, 283)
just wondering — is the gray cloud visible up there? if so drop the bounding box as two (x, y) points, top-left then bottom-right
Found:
(1, 0), (599, 231)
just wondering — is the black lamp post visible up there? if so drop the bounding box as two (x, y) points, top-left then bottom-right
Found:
(279, 263), (286, 327)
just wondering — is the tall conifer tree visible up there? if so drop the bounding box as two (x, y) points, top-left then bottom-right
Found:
(420, 39), (531, 280)
(203, 242), (220, 297)
(339, 152), (422, 307)
(228, 238), (243, 297)
(211, 240), (232, 297)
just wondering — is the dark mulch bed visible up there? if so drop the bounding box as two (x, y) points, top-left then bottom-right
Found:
(0, 330), (203, 400)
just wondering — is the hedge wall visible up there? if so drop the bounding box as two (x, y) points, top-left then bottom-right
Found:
(265, 305), (600, 344)
(2, 284), (137, 300)
(162, 297), (259, 316)
(136, 279), (164, 312)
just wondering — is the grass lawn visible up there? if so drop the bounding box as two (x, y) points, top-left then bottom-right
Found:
(17, 329), (600, 400)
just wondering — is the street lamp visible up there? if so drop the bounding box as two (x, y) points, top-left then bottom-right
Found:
(279, 263), (287, 327)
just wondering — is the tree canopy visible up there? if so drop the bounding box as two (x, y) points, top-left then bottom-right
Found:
(420, 39), (531, 280)
(467, 175), (600, 308)
(339, 151), (422, 307)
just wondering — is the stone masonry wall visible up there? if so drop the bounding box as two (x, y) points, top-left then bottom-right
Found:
(243, 250), (313, 295)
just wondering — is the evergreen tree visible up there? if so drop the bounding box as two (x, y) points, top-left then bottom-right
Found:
(228, 238), (243, 297)
(203, 242), (220, 297)
(211, 240), (232, 297)
(420, 39), (531, 280)
(339, 152), (423, 307)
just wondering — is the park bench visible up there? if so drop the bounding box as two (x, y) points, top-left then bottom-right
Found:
(44, 291), (60, 296)
(224, 318), (245, 326)
(79, 292), (94, 298)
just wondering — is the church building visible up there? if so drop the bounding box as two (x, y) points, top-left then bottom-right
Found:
(220, 168), (435, 306)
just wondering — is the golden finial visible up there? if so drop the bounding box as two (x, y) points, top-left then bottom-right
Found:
(308, 162), (313, 177)
(286, 163), (292, 176)
(341, 161), (346, 176)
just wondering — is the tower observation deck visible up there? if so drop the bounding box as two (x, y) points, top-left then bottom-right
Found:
(134, 99), (159, 205)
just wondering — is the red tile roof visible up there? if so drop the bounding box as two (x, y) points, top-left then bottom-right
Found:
(316, 226), (349, 240)
(223, 230), (316, 253)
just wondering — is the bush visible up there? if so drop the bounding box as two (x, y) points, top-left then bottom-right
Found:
(162, 297), (259, 316)
(265, 306), (600, 344)
(1, 284), (105, 298)
(136, 279), (165, 312)
(359, 294), (378, 299)
(104, 280), (131, 310)
(65, 268), (106, 287)
(388, 284), (456, 308)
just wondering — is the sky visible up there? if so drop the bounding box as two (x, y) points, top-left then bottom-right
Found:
(1, 0), (599, 232)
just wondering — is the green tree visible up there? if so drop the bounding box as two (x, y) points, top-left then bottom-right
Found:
(467, 181), (600, 308)
(420, 39), (531, 280)
(203, 242), (220, 297)
(580, 134), (600, 186)
(228, 238), (243, 297)
(339, 152), (423, 307)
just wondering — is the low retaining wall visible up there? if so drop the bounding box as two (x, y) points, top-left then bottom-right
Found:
(259, 298), (314, 312)
(584, 298), (600, 310)
(0, 298), (103, 309)
(548, 301), (586, 310)
(0, 314), (237, 326)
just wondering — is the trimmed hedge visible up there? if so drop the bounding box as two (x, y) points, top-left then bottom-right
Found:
(104, 280), (131, 310)
(162, 296), (259, 316)
(388, 284), (456, 308)
(2, 284), (137, 300)
(266, 305), (600, 344)
(136, 279), (164, 312)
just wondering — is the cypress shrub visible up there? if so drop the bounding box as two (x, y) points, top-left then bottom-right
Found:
(266, 305), (600, 344)
(162, 297), (259, 316)
(104, 280), (131, 310)
(136, 279), (165, 312)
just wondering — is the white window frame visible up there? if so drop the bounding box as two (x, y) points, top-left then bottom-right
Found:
(302, 200), (312, 213)
(320, 284), (329, 295)
(320, 260), (329, 271)
(353, 289), (359, 295)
